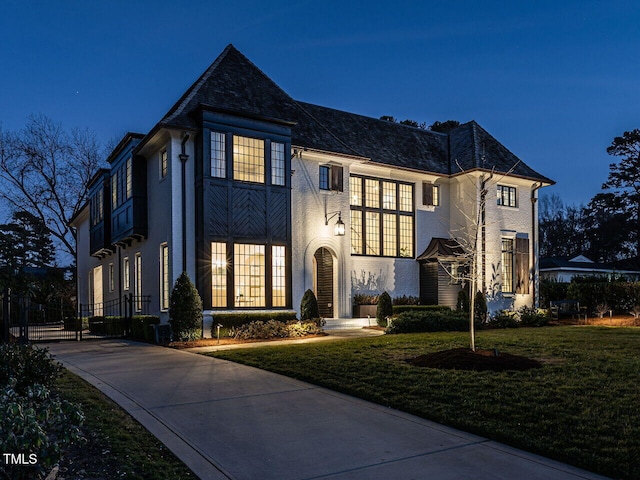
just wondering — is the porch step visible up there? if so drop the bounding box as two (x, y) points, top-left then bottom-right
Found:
(323, 317), (379, 330)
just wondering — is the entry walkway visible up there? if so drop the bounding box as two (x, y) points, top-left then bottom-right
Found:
(47, 340), (609, 480)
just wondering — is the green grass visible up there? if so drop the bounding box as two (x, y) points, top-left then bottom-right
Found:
(55, 370), (195, 479)
(208, 326), (640, 480)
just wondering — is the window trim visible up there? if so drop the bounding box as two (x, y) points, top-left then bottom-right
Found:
(122, 256), (130, 291)
(160, 149), (168, 180)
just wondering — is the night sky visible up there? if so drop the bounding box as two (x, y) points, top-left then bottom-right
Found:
(1, 0), (638, 207)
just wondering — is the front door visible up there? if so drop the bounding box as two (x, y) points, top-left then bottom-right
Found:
(314, 247), (334, 318)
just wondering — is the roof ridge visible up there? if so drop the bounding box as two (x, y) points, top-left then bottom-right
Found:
(160, 44), (236, 127)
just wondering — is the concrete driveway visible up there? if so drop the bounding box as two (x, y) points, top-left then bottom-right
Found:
(47, 339), (609, 480)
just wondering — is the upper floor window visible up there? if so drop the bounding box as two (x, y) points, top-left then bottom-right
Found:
(111, 158), (133, 209)
(423, 182), (440, 207)
(90, 187), (104, 226)
(497, 185), (517, 207)
(271, 142), (285, 186)
(211, 132), (226, 178)
(233, 135), (264, 183)
(160, 149), (168, 179)
(350, 175), (414, 258)
(319, 164), (343, 191)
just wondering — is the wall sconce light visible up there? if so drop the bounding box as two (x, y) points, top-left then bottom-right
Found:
(325, 210), (345, 236)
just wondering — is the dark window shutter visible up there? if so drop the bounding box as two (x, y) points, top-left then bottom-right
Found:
(331, 166), (343, 192)
(515, 237), (530, 294)
(423, 182), (434, 206)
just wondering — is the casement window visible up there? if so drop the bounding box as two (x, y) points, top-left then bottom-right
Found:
(501, 238), (514, 293)
(502, 236), (530, 294)
(422, 182), (440, 207)
(134, 252), (142, 312)
(111, 159), (133, 209)
(108, 263), (115, 293)
(122, 257), (130, 291)
(160, 149), (168, 179)
(90, 187), (104, 226)
(271, 142), (285, 186)
(211, 242), (227, 307)
(210, 132), (226, 178)
(272, 245), (286, 307)
(160, 244), (169, 311)
(234, 244), (265, 307)
(497, 185), (517, 207)
(233, 135), (265, 183)
(350, 175), (414, 257)
(319, 164), (343, 191)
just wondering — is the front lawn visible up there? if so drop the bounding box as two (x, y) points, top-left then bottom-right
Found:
(208, 326), (640, 480)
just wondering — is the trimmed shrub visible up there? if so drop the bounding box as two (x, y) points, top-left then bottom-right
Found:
(392, 295), (419, 305)
(487, 310), (520, 329)
(88, 316), (127, 336)
(376, 291), (393, 327)
(300, 289), (320, 321)
(474, 291), (488, 325)
(130, 315), (160, 342)
(169, 272), (203, 341)
(210, 311), (298, 336)
(386, 310), (470, 334)
(456, 289), (470, 313)
(518, 306), (549, 327)
(392, 305), (452, 315)
(0, 344), (61, 394)
(232, 320), (322, 340)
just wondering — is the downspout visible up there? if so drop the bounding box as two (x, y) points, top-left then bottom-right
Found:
(179, 133), (190, 274)
(531, 182), (543, 307)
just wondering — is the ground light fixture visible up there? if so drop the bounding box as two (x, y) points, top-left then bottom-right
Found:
(324, 210), (345, 236)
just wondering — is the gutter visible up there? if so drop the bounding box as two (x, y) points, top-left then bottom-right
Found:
(531, 182), (543, 306)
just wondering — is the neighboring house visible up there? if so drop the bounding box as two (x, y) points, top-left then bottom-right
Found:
(71, 44), (553, 324)
(540, 255), (640, 282)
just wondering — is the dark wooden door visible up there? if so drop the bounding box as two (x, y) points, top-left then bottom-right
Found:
(314, 248), (334, 318)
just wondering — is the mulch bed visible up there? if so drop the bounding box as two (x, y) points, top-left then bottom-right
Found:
(406, 348), (543, 372)
(168, 333), (327, 349)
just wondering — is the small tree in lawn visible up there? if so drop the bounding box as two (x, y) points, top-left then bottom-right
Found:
(169, 272), (203, 341)
(300, 289), (319, 321)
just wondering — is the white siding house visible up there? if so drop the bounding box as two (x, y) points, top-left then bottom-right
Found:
(71, 44), (553, 324)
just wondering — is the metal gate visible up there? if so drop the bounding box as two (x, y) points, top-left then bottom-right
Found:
(1, 289), (150, 343)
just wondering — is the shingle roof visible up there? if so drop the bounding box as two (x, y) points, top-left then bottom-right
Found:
(153, 44), (553, 184)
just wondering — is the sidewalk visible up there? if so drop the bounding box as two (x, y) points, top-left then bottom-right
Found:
(47, 339), (609, 480)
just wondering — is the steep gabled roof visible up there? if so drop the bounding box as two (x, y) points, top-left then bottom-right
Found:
(148, 44), (552, 184)
(159, 44), (301, 130)
(449, 121), (553, 183)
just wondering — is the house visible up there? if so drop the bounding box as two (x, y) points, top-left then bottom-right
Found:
(540, 255), (640, 282)
(71, 44), (554, 326)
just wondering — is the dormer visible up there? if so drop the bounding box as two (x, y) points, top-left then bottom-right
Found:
(108, 133), (147, 246)
(88, 169), (113, 258)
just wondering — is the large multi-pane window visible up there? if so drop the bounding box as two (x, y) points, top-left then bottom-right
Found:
(211, 242), (227, 307)
(272, 246), (286, 307)
(233, 135), (264, 183)
(160, 244), (169, 311)
(211, 132), (226, 178)
(350, 175), (414, 257)
(234, 244), (265, 307)
(210, 242), (287, 308)
(271, 142), (285, 186)
(501, 238), (514, 293)
(497, 185), (517, 207)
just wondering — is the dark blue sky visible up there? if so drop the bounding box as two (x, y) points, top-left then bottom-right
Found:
(1, 0), (638, 206)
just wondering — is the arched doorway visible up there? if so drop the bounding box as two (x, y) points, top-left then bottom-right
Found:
(314, 247), (334, 318)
